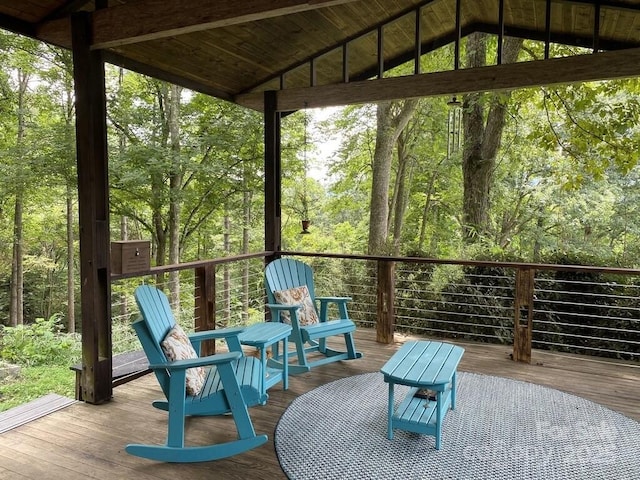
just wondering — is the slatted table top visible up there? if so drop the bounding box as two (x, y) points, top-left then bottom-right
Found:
(381, 340), (465, 388)
(239, 322), (292, 346)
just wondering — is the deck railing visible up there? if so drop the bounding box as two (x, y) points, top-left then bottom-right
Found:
(110, 251), (640, 367)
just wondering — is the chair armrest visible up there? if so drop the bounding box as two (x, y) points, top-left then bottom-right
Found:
(149, 351), (242, 371)
(266, 303), (303, 328)
(316, 296), (352, 303)
(316, 297), (352, 322)
(266, 303), (302, 311)
(189, 326), (246, 354)
(189, 326), (245, 342)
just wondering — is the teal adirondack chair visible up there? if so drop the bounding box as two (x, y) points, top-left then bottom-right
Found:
(125, 285), (268, 463)
(264, 258), (362, 374)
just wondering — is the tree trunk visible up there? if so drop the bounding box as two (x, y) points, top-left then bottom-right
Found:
(168, 84), (183, 306)
(66, 183), (76, 332)
(418, 156), (446, 252)
(391, 130), (415, 254)
(223, 212), (231, 324)
(10, 70), (29, 326)
(64, 63), (76, 333)
(242, 189), (251, 324)
(368, 99), (418, 255)
(462, 34), (523, 242)
(10, 190), (24, 326)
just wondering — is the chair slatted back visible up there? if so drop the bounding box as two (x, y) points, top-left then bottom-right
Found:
(133, 285), (178, 396)
(265, 258), (316, 304)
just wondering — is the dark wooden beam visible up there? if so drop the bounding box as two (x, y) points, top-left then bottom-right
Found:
(194, 265), (216, 356)
(377, 26), (384, 79)
(42, 0), (93, 21)
(0, 13), (36, 37)
(71, 12), (112, 404)
(454, 0), (461, 70)
(38, 0), (357, 50)
(593, 2), (601, 52)
(414, 7), (422, 75)
(342, 43), (349, 83)
(238, 45), (640, 111)
(545, 0), (551, 59)
(497, 0), (505, 65)
(560, 0), (640, 12)
(264, 91), (281, 263)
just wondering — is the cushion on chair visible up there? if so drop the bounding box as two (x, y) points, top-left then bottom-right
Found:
(161, 324), (206, 396)
(273, 285), (319, 326)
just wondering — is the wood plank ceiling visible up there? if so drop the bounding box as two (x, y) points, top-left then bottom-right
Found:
(1, 0), (640, 111)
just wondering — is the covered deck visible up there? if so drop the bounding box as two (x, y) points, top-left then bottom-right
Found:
(1, 0), (640, 404)
(1, 328), (638, 479)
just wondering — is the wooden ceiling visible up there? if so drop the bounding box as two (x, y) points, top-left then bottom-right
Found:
(2, 0), (640, 111)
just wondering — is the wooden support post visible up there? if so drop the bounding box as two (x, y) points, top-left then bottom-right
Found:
(513, 267), (535, 363)
(376, 260), (395, 344)
(593, 2), (601, 53)
(497, 0), (505, 65)
(545, 0), (551, 59)
(195, 265), (216, 356)
(71, 12), (112, 403)
(342, 43), (349, 83)
(377, 25), (384, 79)
(264, 90), (281, 265)
(454, 0), (461, 70)
(414, 7), (422, 75)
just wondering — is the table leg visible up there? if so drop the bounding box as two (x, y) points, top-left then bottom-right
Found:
(435, 390), (443, 450)
(282, 337), (288, 391)
(451, 371), (457, 410)
(259, 347), (267, 399)
(387, 382), (395, 440)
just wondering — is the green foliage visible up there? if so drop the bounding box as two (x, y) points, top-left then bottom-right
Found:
(0, 365), (75, 412)
(0, 315), (80, 367)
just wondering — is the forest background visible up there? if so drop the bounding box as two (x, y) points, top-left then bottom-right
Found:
(1, 30), (640, 408)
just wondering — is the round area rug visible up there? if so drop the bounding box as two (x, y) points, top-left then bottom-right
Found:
(275, 372), (640, 480)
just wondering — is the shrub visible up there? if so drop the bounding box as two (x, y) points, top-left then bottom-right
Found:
(0, 314), (81, 367)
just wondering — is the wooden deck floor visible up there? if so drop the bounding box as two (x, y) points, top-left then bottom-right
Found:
(0, 328), (638, 479)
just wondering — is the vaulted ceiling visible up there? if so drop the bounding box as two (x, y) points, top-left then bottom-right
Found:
(2, 0), (640, 112)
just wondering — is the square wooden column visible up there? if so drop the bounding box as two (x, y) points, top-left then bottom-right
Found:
(264, 90), (282, 263)
(71, 12), (113, 403)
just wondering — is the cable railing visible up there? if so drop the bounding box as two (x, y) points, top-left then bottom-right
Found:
(108, 252), (640, 385)
(532, 274), (640, 360)
(284, 253), (639, 363)
(110, 255), (267, 356)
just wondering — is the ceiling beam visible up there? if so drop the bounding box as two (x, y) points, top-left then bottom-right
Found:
(235, 46), (640, 111)
(0, 13), (36, 38)
(37, 0), (357, 50)
(102, 51), (235, 103)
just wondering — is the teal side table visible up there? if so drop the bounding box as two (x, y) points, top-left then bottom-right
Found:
(239, 322), (291, 397)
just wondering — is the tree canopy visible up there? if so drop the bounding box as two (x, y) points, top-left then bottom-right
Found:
(2, 31), (640, 328)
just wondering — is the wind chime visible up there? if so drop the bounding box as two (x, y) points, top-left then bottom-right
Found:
(300, 109), (311, 234)
(447, 96), (462, 159)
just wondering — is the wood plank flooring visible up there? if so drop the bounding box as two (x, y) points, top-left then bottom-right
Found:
(0, 328), (637, 479)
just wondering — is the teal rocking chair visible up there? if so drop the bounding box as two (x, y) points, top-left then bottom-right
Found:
(125, 285), (268, 463)
(264, 258), (362, 374)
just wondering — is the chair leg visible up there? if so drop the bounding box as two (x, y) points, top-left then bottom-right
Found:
(166, 371), (188, 449)
(217, 364), (257, 440)
(344, 331), (360, 359)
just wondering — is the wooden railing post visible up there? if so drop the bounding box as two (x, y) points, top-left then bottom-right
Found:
(376, 259), (395, 344)
(195, 264), (216, 356)
(513, 267), (535, 363)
